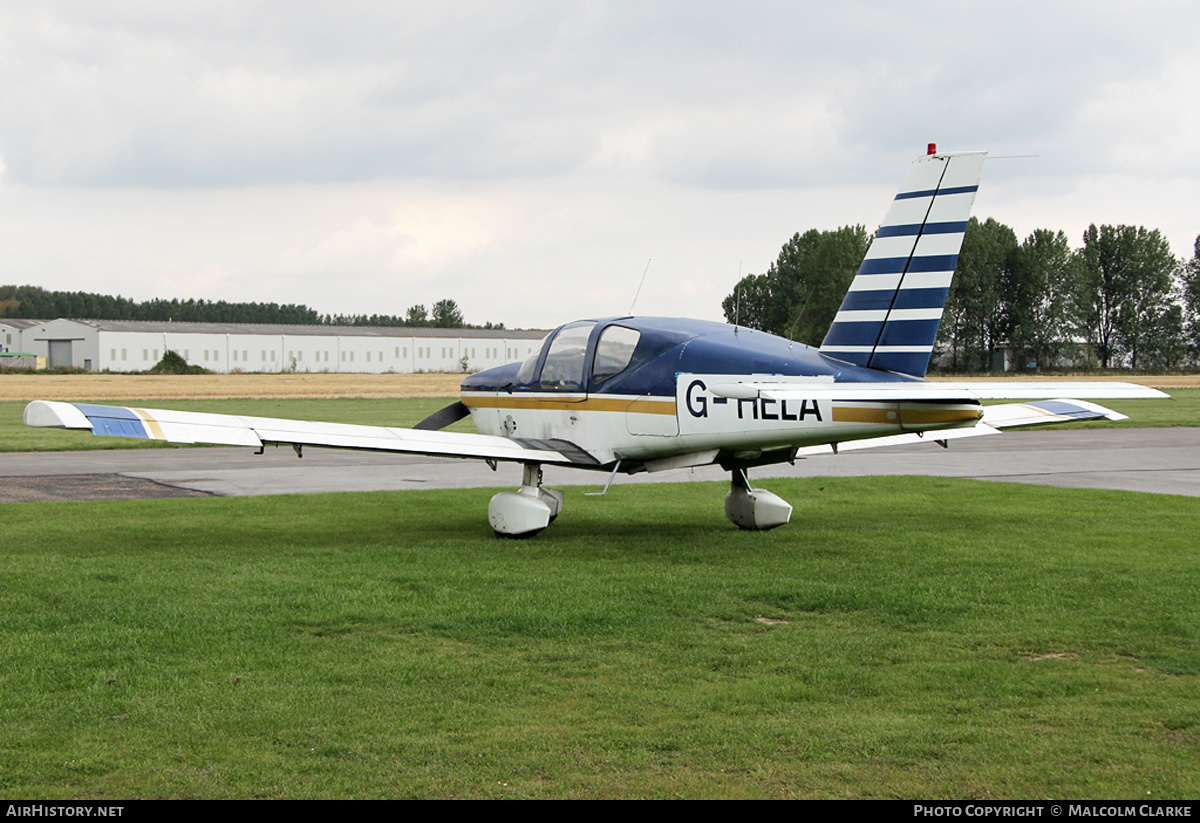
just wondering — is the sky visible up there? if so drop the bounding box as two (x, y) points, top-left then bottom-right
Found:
(2, 1), (1198, 330)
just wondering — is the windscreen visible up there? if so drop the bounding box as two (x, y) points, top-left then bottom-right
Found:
(538, 321), (595, 391)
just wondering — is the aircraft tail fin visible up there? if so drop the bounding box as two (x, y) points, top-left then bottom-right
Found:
(819, 149), (986, 377)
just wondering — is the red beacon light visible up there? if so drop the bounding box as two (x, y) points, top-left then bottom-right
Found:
(927, 143), (937, 155)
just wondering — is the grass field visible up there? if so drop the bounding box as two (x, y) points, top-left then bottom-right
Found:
(1, 477), (1197, 799)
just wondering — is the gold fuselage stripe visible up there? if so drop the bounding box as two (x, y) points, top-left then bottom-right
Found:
(463, 392), (981, 427)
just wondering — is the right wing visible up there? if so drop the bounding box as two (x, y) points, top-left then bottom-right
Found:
(23, 400), (598, 466)
(788, 398), (1134, 457)
(710, 380), (1169, 403)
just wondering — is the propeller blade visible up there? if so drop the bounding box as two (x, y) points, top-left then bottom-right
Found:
(413, 400), (471, 431)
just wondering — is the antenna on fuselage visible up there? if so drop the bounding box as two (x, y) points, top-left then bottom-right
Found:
(628, 258), (652, 315)
(734, 261), (742, 333)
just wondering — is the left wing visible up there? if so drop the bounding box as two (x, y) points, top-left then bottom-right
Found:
(23, 400), (599, 466)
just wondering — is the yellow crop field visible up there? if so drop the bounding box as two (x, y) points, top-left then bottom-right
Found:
(0, 372), (465, 401)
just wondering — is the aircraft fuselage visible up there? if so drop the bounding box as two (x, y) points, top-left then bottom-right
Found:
(459, 317), (982, 473)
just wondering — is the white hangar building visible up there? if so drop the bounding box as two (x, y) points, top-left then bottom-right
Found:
(4, 319), (548, 374)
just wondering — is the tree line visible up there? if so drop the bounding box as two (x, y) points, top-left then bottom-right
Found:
(723, 219), (1200, 372)
(0, 286), (503, 330)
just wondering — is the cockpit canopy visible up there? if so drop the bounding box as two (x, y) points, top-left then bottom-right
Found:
(516, 320), (643, 392)
(462, 315), (917, 398)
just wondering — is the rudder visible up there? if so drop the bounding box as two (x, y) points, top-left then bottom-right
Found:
(819, 150), (986, 377)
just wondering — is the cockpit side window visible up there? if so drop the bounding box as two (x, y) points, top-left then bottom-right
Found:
(539, 321), (595, 391)
(591, 325), (641, 384)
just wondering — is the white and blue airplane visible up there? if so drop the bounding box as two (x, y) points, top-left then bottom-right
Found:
(25, 148), (1167, 536)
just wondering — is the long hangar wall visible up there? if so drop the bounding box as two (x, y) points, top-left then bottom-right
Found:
(14, 319), (549, 374)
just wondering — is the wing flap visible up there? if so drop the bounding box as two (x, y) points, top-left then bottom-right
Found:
(24, 400), (584, 465)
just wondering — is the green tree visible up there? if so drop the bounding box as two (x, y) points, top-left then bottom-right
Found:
(430, 299), (464, 328)
(405, 304), (428, 326)
(1181, 235), (1200, 364)
(937, 217), (1018, 371)
(1004, 229), (1079, 369)
(720, 271), (780, 334)
(1075, 224), (1181, 369)
(721, 225), (870, 345)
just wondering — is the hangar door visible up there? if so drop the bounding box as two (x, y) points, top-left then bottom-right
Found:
(47, 340), (73, 369)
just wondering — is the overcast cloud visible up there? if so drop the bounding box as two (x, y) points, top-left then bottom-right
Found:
(2, 1), (1197, 328)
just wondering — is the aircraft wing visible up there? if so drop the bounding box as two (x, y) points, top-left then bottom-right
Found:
(978, 398), (1130, 427)
(23, 400), (597, 466)
(788, 398), (1131, 457)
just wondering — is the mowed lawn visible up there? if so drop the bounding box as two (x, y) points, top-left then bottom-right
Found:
(2, 477), (1197, 799)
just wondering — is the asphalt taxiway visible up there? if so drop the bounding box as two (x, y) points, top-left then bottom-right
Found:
(2, 428), (1198, 503)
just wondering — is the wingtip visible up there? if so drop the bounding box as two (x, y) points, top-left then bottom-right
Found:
(23, 400), (93, 430)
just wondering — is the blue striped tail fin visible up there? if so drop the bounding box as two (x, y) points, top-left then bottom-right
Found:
(819, 150), (986, 377)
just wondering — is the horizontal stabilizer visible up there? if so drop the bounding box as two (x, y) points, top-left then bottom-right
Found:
(981, 399), (1128, 427)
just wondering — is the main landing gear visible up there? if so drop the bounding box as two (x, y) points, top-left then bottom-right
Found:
(488, 464), (791, 538)
(488, 463), (564, 539)
(724, 469), (793, 531)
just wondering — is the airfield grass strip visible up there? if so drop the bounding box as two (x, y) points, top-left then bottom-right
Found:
(1, 477), (1197, 798)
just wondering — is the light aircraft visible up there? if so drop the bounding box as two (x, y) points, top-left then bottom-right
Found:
(25, 147), (1167, 537)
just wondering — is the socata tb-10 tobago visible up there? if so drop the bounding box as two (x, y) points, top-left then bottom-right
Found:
(25, 146), (1167, 537)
